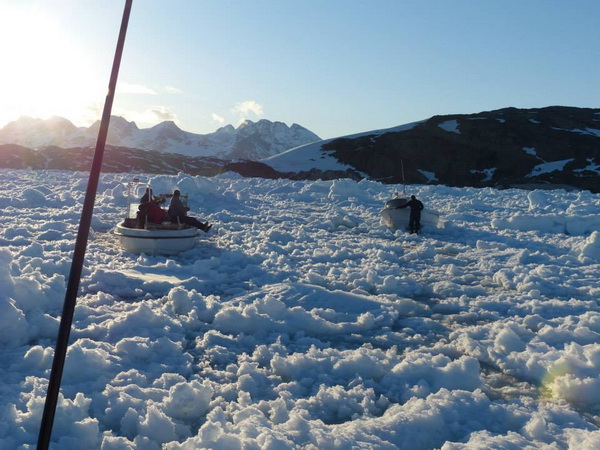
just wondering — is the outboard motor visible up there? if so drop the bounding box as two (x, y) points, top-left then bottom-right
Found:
(385, 198), (407, 209)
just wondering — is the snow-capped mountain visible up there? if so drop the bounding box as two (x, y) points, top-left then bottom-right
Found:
(0, 116), (321, 160)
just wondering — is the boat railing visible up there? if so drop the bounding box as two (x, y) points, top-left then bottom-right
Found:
(123, 180), (192, 230)
(123, 218), (138, 228)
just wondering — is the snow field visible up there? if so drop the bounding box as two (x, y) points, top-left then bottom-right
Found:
(0, 169), (599, 448)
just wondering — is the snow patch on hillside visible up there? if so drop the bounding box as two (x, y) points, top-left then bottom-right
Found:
(264, 122), (421, 173)
(527, 159), (574, 178)
(438, 120), (460, 134)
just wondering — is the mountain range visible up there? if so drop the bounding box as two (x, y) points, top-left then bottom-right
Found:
(0, 116), (321, 160)
(1, 107), (598, 192)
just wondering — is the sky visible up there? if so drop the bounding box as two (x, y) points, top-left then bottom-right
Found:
(1, 0), (599, 139)
(2, 169), (600, 447)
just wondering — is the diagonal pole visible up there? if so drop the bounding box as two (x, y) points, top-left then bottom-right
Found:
(401, 159), (406, 195)
(37, 1), (133, 448)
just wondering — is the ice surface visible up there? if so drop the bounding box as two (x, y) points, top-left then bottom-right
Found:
(1, 169), (599, 448)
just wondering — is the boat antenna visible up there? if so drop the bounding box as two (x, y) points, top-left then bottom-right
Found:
(401, 159), (406, 195)
(37, 1), (133, 448)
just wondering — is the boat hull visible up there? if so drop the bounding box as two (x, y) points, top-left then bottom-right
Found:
(114, 222), (199, 255)
(380, 207), (442, 231)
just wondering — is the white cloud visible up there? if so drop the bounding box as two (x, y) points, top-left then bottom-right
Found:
(232, 100), (264, 119)
(211, 113), (225, 125)
(115, 106), (179, 128)
(164, 85), (183, 94)
(77, 102), (103, 126)
(148, 107), (178, 122)
(118, 83), (157, 95)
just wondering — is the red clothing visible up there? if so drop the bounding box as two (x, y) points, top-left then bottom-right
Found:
(141, 201), (166, 223)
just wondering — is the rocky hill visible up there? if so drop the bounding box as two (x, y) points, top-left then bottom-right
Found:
(265, 106), (600, 192)
(0, 143), (359, 182)
(0, 144), (228, 176)
(0, 116), (321, 160)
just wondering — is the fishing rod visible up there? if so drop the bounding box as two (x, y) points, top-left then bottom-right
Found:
(37, 1), (133, 448)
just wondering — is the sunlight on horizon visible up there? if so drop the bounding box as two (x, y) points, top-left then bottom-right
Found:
(0, 4), (105, 129)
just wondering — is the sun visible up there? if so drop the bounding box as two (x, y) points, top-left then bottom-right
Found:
(0, 4), (105, 128)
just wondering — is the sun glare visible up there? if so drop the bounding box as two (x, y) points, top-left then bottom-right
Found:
(0, 5), (104, 128)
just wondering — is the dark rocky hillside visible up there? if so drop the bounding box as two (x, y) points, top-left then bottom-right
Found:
(0, 145), (228, 176)
(0, 144), (359, 181)
(323, 106), (600, 192)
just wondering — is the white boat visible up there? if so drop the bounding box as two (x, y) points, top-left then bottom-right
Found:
(380, 197), (443, 231)
(114, 180), (199, 255)
(114, 221), (199, 255)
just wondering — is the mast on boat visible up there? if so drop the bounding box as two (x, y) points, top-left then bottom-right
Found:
(401, 159), (406, 195)
(37, 2), (133, 448)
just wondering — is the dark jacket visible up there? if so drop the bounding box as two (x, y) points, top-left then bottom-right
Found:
(401, 199), (424, 216)
(167, 196), (188, 221)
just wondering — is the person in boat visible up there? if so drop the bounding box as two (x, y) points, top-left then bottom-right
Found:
(167, 189), (212, 233)
(138, 191), (167, 226)
(140, 188), (152, 204)
(145, 200), (166, 224)
(398, 195), (424, 234)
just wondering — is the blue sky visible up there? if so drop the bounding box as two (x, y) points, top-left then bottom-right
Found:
(1, 0), (599, 139)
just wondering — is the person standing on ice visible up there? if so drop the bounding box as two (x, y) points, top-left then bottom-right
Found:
(167, 189), (212, 232)
(399, 195), (424, 234)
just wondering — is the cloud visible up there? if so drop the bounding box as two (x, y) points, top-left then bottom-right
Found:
(118, 83), (157, 95)
(208, 101), (265, 129)
(79, 102), (103, 125)
(149, 107), (178, 122)
(115, 106), (180, 128)
(232, 100), (264, 119)
(211, 113), (225, 125)
(164, 85), (183, 94)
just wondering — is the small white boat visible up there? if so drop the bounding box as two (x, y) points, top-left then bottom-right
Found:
(114, 180), (199, 255)
(380, 197), (443, 231)
(114, 221), (199, 255)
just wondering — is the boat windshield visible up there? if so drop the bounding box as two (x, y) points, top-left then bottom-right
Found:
(125, 180), (151, 219)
